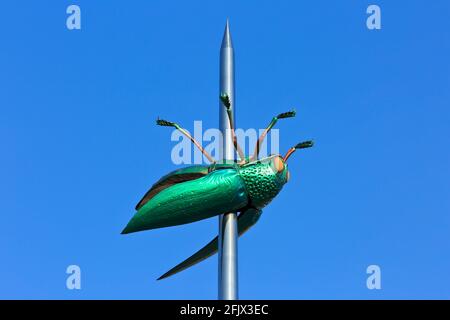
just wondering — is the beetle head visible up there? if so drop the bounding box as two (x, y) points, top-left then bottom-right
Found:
(270, 155), (290, 184)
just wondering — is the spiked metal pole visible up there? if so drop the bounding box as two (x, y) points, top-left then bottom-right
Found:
(218, 19), (238, 300)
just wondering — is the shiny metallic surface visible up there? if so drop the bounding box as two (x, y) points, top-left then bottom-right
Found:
(218, 19), (239, 300)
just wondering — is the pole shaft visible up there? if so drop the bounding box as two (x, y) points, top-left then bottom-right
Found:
(218, 20), (238, 300)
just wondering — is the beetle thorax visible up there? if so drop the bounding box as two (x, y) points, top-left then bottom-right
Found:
(238, 161), (286, 209)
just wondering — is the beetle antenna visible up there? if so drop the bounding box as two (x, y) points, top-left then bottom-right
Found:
(156, 118), (216, 163)
(251, 109), (296, 161)
(283, 140), (314, 162)
(220, 94), (246, 163)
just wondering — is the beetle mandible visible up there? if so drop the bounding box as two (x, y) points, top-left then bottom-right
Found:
(122, 94), (314, 280)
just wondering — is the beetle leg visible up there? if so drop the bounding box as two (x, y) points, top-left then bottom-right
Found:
(283, 140), (314, 162)
(220, 94), (246, 162)
(156, 118), (216, 163)
(251, 110), (296, 161)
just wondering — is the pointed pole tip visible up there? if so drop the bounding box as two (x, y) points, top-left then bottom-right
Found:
(221, 18), (233, 49)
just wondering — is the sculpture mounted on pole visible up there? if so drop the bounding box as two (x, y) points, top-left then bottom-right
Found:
(121, 21), (314, 288)
(121, 92), (313, 279)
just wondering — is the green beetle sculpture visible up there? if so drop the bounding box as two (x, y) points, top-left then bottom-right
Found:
(122, 94), (313, 280)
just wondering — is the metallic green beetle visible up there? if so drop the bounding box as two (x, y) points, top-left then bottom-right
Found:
(122, 94), (313, 280)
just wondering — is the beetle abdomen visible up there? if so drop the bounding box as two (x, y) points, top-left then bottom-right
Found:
(122, 168), (248, 234)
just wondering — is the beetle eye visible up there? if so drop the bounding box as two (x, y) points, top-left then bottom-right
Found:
(273, 156), (284, 173)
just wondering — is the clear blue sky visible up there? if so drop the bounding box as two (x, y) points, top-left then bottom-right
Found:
(1, 1), (449, 299)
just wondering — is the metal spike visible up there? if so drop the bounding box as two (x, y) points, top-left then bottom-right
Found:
(218, 18), (238, 301)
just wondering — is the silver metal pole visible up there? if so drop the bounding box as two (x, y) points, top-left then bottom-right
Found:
(218, 19), (238, 300)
